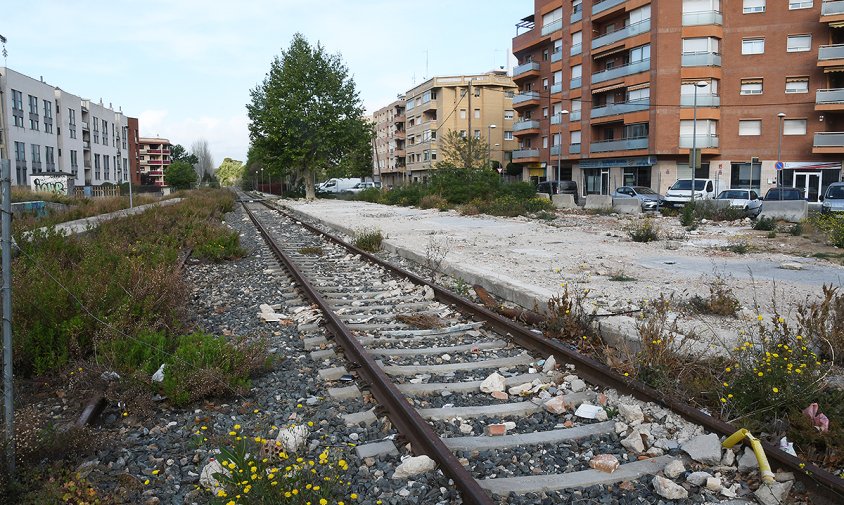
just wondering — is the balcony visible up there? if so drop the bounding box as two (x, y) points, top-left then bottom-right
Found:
(571, 9), (582, 24)
(571, 43), (582, 56)
(83, 141), (90, 149)
(513, 61), (541, 78)
(551, 82), (563, 94)
(681, 52), (722, 67)
(551, 114), (564, 125)
(552, 50), (563, 62)
(513, 91), (541, 106)
(513, 120), (541, 132)
(593, 0), (626, 16)
(551, 145), (562, 156)
(541, 18), (563, 36)
(682, 10), (723, 26)
(679, 134), (720, 149)
(680, 94), (721, 107)
(571, 77), (582, 88)
(592, 19), (651, 50)
(394, 114), (406, 124)
(395, 149), (406, 157)
(818, 44), (844, 67)
(592, 59), (650, 84)
(821, 1), (844, 23)
(813, 132), (844, 153)
(570, 110), (581, 121)
(570, 144), (581, 154)
(590, 137), (648, 153)
(816, 88), (844, 110)
(81, 121), (89, 130)
(395, 130), (406, 139)
(513, 149), (540, 160)
(590, 99), (650, 119)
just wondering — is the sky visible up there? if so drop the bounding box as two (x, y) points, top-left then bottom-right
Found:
(2, 0), (530, 166)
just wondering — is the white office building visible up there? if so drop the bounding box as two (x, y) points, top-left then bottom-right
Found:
(0, 67), (129, 188)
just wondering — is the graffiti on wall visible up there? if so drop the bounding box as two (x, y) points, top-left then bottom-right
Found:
(31, 176), (71, 196)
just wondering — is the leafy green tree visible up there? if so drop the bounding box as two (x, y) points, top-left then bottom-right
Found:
(216, 158), (245, 187)
(170, 144), (199, 165)
(247, 33), (368, 199)
(165, 160), (198, 189)
(437, 129), (490, 169)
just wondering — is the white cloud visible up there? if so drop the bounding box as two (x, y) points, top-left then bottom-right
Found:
(137, 110), (249, 166)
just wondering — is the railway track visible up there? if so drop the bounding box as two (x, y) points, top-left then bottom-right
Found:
(239, 192), (843, 505)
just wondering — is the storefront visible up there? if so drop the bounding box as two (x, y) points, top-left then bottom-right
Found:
(780, 162), (842, 202)
(576, 156), (657, 196)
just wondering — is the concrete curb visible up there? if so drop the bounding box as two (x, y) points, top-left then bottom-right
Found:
(33, 198), (183, 237)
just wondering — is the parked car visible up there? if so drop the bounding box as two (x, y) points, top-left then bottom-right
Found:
(663, 179), (718, 207)
(537, 180), (578, 204)
(716, 189), (762, 217)
(762, 187), (805, 201)
(611, 186), (664, 211)
(820, 182), (844, 214)
(348, 181), (381, 194)
(318, 178), (362, 194)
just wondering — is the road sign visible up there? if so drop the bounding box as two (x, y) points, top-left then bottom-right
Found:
(775, 161), (784, 171)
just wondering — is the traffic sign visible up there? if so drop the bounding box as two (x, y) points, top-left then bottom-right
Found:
(775, 161), (784, 171)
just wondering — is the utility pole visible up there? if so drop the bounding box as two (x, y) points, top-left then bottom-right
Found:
(467, 79), (473, 168)
(1, 158), (14, 477)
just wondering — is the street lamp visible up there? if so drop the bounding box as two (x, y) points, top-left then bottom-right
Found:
(690, 80), (708, 206)
(487, 124), (497, 169)
(556, 109), (569, 181)
(260, 167), (264, 192)
(777, 112), (786, 200)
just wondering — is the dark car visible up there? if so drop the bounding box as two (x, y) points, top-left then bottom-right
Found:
(762, 188), (805, 201)
(537, 180), (578, 203)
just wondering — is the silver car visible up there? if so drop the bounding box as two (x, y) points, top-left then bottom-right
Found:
(716, 189), (762, 217)
(821, 182), (844, 214)
(611, 186), (664, 211)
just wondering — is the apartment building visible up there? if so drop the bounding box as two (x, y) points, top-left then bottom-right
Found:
(137, 137), (172, 187)
(402, 71), (519, 182)
(372, 99), (407, 187)
(0, 67), (129, 188)
(511, 0), (844, 201)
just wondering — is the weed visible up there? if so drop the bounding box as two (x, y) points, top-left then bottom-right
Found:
(354, 187), (382, 203)
(297, 246), (324, 255)
(544, 284), (600, 354)
(693, 201), (746, 222)
(807, 213), (844, 248)
(419, 194), (449, 211)
(797, 285), (844, 367)
(679, 203), (695, 227)
(753, 217), (777, 231)
(424, 236), (452, 280)
(790, 222), (804, 236)
(353, 228), (383, 252)
(627, 218), (660, 243)
(523, 197), (555, 213)
(458, 203), (480, 216)
(689, 274), (741, 317)
(608, 271), (636, 282)
(533, 210), (557, 221)
(767, 231), (777, 239)
(722, 242), (749, 254)
(452, 278), (471, 297)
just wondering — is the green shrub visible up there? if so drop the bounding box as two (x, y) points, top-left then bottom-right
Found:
(753, 217), (777, 231)
(808, 214), (844, 248)
(476, 195), (524, 217)
(692, 201), (746, 222)
(523, 197), (554, 213)
(429, 167), (500, 204)
(499, 182), (537, 200)
(628, 219), (660, 243)
(355, 187), (382, 203)
(382, 184), (425, 206)
(419, 194), (449, 210)
(679, 203), (696, 227)
(354, 228), (383, 252)
(790, 222), (804, 236)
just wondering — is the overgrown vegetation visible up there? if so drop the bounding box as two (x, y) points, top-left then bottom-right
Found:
(753, 217), (777, 231)
(688, 274), (741, 317)
(627, 218), (660, 243)
(12, 192), (162, 233)
(807, 213), (844, 248)
(353, 228), (383, 252)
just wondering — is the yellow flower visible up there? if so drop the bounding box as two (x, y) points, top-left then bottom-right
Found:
(757, 315), (764, 321)
(351, 493), (358, 500)
(320, 499), (328, 505)
(201, 426), (207, 431)
(234, 424), (241, 430)
(308, 421), (314, 427)
(217, 490), (227, 497)
(720, 398), (727, 403)
(226, 501), (235, 505)
(297, 403), (303, 408)
(229, 431), (237, 436)
(757, 372), (764, 377)
(152, 469), (159, 475)
(772, 387), (779, 393)
(244, 485), (251, 494)
(144, 479), (150, 485)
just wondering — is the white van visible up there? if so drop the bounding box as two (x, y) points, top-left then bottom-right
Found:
(318, 178), (362, 194)
(664, 179), (718, 207)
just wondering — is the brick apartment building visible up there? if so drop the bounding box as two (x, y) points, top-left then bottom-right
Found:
(511, 0), (844, 202)
(373, 99), (406, 187)
(137, 137), (171, 187)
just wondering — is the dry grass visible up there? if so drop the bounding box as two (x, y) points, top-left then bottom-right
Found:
(396, 313), (446, 329)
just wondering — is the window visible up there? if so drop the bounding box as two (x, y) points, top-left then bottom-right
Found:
(739, 120), (762, 136)
(95, 154), (101, 179)
(474, 109), (480, 119)
(570, 130), (582, 145)
(682, 79), (718, 95)
(14, 142), (25, 162)
(742, 38), (765, 55)
(683, 0), (720, 13)
(682, 37), (719, 54)
(740, 79), (763, 95)
(542, 107), (549, 118)
(789, 1), (812, 9)
(571, 31), (582, 48)
(783, 119), (806, 135)
(460, 109), (467, 119)
(785, 77), (809, 94)
(680, 119), (717, 136)
(504, 110), (514, 120)
(553, 70), (563, 85)
(474, 87), (480, 97)
(552, 133), (561, 146)
(43, 100), (53, 134)
(102, 119), (108, 145)
(31, 144), (41, 172)
(474, 130), (481, 140)
(630, 44), (651, 62)
(553, 39), (563, 55)
(543, 7), (562, 28)
(71, 150), (78, 173)
(504, 131), (514, 140)
(731, 162), (761, 188)
(787, 34), (811, 52)
(571, 64), (582, 79)
(628, 87), (650, 102)
(28, 95), (38, 114)
(743, 0), (765, 13)
(572, 0), (582, 15)
(542, 78), (549, 90)
(543, 136), (549, 149)
(629, 5), (651, 24)
(459, 130), (467, 138)
(543, 50), (549, 61)
(45, 146), (55, 170)
(68, 108), (77, 139)
(12, 90), (23, 112)
(104, 156), (110, 180)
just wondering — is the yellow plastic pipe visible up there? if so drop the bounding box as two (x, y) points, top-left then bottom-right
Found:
(722, 429), (775, 484)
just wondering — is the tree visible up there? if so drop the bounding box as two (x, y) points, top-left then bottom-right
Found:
(165, 160), (198, 189)
(216, 158), (245, 187)
(170, 144), (198, 165)
(247, 33), (368, 199)
(437, 129), (490, 169)
(191, 138), (214, 181)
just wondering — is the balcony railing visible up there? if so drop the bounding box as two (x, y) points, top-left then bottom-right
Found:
(81, 121), (89, 130)
(571, 9), (582, 23)
(592, 59), (650, 84)
(681, 52), (722, 67)
(819, 44), (844, 61)
(592, 19), (651, 50)
(571, 43), (582, 56)
(590, 99), (650, 119)
(570, 110), (581, 121)
(590, 137), (648, 153)
(679, 134), (720, 149)
(513, 61), (541, 77)
(680, 94), (721, 107)
(513, 149), (540, 159)
(822, 1), (844, 16)
(514, 120), (541, 132)
(817, 88), (844, 104)
(513, 91), (541, 105)
(551, 82), (563, 94)
(83, 141), (90, 149)
(570, 144), (581, 154)
(551, 145), (562, 156)
(541, 18), (563, 36)
(814, 132), (844, 147)
(571, 76), (582, 88)
(551, 114), (563, 125)
(552, 50), (563, 62)
(682, 10), (723, 26)
(594, 0), (626, 15)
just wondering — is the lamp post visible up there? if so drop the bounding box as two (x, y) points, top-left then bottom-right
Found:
(690, 80), (708, 206)
(556, 109), (569, 180)
(777, 112), (786, 200)
(487, 124), (496, 169)
(260, 167), (264, 192)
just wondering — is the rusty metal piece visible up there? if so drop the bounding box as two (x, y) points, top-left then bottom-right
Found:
(473, 284), (546, 326)
(76, 396), (106, 427)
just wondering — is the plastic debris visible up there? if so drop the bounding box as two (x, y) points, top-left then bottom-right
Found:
(574, 403), (604, 419)
(802, 403), (829, 433)
(151, 364), (165, 383)
(778, 437), (797, 457)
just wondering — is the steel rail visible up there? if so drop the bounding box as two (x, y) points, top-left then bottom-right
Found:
(261, 197), (844, 505)
(242, 201), (495, 505)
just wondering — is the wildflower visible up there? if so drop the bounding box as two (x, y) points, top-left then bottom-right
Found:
(725, 367), (732, 372)
(772, 387), (779, 393)
(229, 431), (237, 436)
(320, 499), (328, 505)
(720, 398), (727, 403)
(152, 469), (159, 475)
(234, 424), (241, 430)
(200, 426), (207, 431)
(757, 372), (764, 377)
(757, 315), (764, 321)
(308, 421), (314, 427)
(144, 479), (150, 486)
(217, 490), (227, 497)
(351, 493), (358, 500)
(297, 403), (303, 408)
(226, 501), (235, 505)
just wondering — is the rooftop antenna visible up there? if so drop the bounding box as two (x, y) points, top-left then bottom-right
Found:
(0, 33), (7, 66)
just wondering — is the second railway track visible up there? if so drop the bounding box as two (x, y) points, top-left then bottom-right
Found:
(239, 192), (843, 505)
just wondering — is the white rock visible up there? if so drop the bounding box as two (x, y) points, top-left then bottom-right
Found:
(686, 471), (713, 487)
(754, 481), (793, 505)
(779, 262), (803, 271)
(569, 379), (588, 393)
(615, 422), (629, 434)
(721, 448), (736, 467)
(721, 483), (739, 498)
(276, 425), (309, 453)
(543, 396), (569, 415)
(737, 446), (758, 472)
(151, 364), (165, 383)
(503, 422), (516, 430)
(681, 433), (722, 465)
(479, 372), (506, 393)
(663, 459), (686, 479)
(653, 475), (689, 500)
(542, 355), (556, 372)
(595, 409), (608, 421)
(618, 404), (644, 425)
(393, 455), (437, 479)
(621, 429), (646, 453)
(441, 353), (452, 362)
(199, 459), (229, 494)
(458, 423), (473, 435)
(706, 476), (723, 492)
(507, 382), (533, 396)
